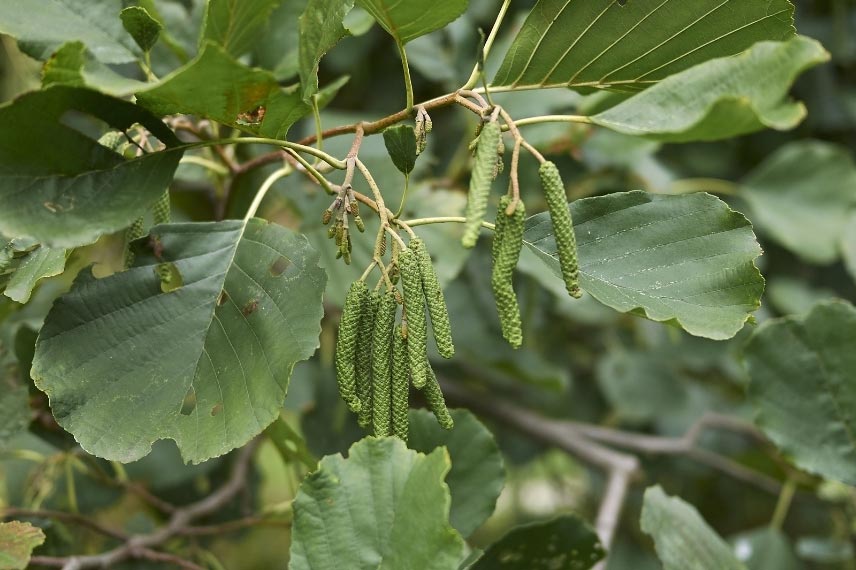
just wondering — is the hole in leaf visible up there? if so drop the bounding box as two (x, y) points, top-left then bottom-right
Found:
(180, 387), (196, 416)
(270, 256), (291, 276)
(155, 262), (183, 293)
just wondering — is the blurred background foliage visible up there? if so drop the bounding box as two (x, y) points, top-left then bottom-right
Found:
(0, 0), (855, 568)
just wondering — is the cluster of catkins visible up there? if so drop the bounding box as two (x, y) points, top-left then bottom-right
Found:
(322, 184), (365, 265)
(462, 118), (582, 349)
(334, 238), (455, 442)
(124, 190), (171, 268)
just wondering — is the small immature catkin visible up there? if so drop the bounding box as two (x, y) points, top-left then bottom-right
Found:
(410, 238), (454, 359)
(422, 365), (454, 430)
(491, 195), (526, 348)
(124, 217), (146, 268)
(391, 326), (410, 442)
(355, 290), (379, 428)
(539, 161), (581, 299)
(322, 209), (333, 225)
(462, 121), (502, 248)
(398, 248), (429, 389)
(371, 291), (397, 437)
(152, 191), (171, 225)
(334, 281), (367, 413)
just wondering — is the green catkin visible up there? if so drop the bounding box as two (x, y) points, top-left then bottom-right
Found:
(334, 281), (367, 413)
(462, 121), (501, 248)
(123, 217), (146, 268)
(422, 364), (454, 430)
(410, 238), (454, 359)
(391, 326), (410, 442)
(151, 191), (171, 225)
(539, 161), (581, 299)
(398, 248), (429, 389)
(491, 196), (526, 348)
(371, 291), (397, 437)
(355, 290), (379, 428)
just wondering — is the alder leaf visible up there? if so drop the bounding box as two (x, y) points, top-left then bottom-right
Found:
(382, 125), (418, 176)
(298, 0), (355, 102)
(200, 0), (283, 57)
(355, 0), (468, 45)
(0, 86), (182, 249)
(3, 246), (67, 304)
(523, 191), (763, 340)
(120, 6), (162, 53)
(492, 0), (795, 91)
(590, 37), (828, 142)
(41, 41), (150, 96)
(32, 219), (326, 464)
(289, 437), (467, 570)
(642, 486), (747, 570)
(0, 521), (45, 570)
(744, 300), (856, 484)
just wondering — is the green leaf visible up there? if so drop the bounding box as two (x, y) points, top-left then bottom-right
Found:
(32, 219), (326, 464)
(4, 246), (67, 304)
(596, 350), (686, 423)
(136, 43), (310, 139)
(289, 437), (466, 570)
(0, 521), (45, 570)
(843, 213), (856, 284)
(741, 141), (856, 264)
(641, 486), (747, 570)
(0, 86), (182, 249)
(0, 384), (30, 450)
(492, 0), (795, 91)
(42, 41), (150, 96)
(590, 37), (829, 142)
(120, 6), (163, 53)
(731, 528), (803, 570)
(298, 0), (355, 102)
(201, 0), (283, 57)
(469, 515), (605, 570)
(355, 0), (468, 45)
(523, 191), (763, 340)
(382, 125), (418, 176)
(252, 0), (308, 80)
(408, 409), (505, 538)
(744, 300), (856, 484)
(0, 0), (141, 64)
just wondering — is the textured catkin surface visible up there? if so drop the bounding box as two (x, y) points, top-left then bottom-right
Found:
(411, 238), (454, 359)
(399, 248), (429, 389)
(371, 291), (397, 437)
(334, 281), (367, 412)
(540, 161), (581, 298)
(422, 365), (453, 430)
(491, 196), (526, 348)
(463, 121), (502, 248)
(152, 190), (171, 225)
(391, 327), (410, 442)
(356, 290), (379, 428)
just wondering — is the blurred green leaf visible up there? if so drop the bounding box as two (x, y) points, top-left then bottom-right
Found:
(844, 213), (856, 284)
(0, 521), (45, 570)
(596, 350), (687, 424)
(0, 384), (29, 450)
(298, 0), (355, 102)
(591, 38), (828, 142)
(289, 437), (466, 570)
(356, 0), (468, 45)
(731, 528), (803, 570)
(200, 0), (282, 57)
(745, 300), (856, 484)
(41, 41), (149, 96)
(120, 6), (163, 53)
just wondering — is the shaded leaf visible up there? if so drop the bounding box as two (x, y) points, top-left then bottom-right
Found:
(0, 385), (30, 450)
(744, 300), (856, 484)
(298, 0), (355, 102)
(383, 125), (417, 176)
(0, 86), (182, 248)
(641, 486), (747, 570)
(0, 0), (141, 64)
(32, 219), (326, 463)
(741, 141), (856, 264)
(0, 521), (45, 570)
(523, 191), (763, 340)
(731, 528), (803, 570)
(136, 43), (310, 139)
(596, 350), (686, 423)
(356, 0), (468, 45)
(120, 6), (163, 53)
(408, 409), (505, 538)
(469, 515), (605, 570)
(4, 246), (67, 303)
(590, 37), (828, 142)
(492, 0), (795, 91)
(201, 0), (283, 57)
(843, 213), (856, 284)
(42, 41), (149, 96)
(289, 437), (466, 570)
(251, 0), (307, 80)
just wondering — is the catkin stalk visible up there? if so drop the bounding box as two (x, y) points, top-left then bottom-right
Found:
(398, 248), (429, 389)
(462, 121), (502, 248)
(355, 290), (379, 428)
(539, 161), (581, 298)
(334, 281), (366, 413)
(411, 238), (454, 359)
(371, 291), (397, 437)
(391, 326), (410, 442)
(491, 196), (526, 348)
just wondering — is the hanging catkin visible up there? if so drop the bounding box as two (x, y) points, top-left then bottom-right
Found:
(422, 365), (454, 430)
(123, 217), (146, 268)
(398, 248), (429, 389)
(410, 238), (454, 359)
(391, 326), (410, 442)
(491, 196), (526, 348)
(371, 291), (397, 437)
(355, 290), (378, 428)
(539, 161), (581, 299)
(152, 191), (171, 225)
(334, 281), (366, 413)
(462, 121), (502, 248)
